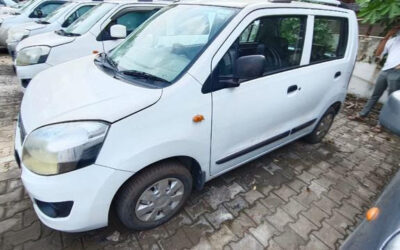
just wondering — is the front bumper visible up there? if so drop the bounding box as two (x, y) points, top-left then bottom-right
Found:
(14, 123), (133, 232)
(7, 41), (17, 59)
(15, 63), (51, 89)
(0, 26), (9, 46)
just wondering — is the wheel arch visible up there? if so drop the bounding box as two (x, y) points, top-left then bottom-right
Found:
(330, 101), (342, 114)
(108, 155), (206, 225)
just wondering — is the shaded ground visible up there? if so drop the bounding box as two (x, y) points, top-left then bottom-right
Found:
(1, 50), (399, 250)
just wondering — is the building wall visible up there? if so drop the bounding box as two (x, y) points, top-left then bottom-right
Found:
(348, 35), (388, 103)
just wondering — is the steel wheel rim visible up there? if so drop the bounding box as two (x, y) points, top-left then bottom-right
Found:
(316, 113), (334, 138)
(135, 178), (184, 222)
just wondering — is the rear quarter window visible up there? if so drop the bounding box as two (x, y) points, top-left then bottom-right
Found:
(310, 16), (349, 63)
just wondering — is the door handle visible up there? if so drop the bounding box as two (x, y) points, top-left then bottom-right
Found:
(287, 85), (298, 94)
(334, 71), (341, 78)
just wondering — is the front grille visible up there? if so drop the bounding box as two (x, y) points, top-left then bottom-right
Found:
(18, 114), (27, 144)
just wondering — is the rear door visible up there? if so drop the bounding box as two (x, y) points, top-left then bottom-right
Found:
(293, 12), (353, 127)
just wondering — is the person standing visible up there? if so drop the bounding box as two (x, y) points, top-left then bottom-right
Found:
(350, 25), (400, 132)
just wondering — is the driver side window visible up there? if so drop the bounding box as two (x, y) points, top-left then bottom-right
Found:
(215, 15), (306, 87)
(29, 2), (64, 18)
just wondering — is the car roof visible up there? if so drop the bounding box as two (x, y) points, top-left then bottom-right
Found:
(178, 0), (351, 13)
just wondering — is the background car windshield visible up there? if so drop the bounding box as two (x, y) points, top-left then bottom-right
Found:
(109, 5), (238, 83)
(19, 0), (37, 12)
(64, 3), (115, 35)
(41, 2), (71, 23)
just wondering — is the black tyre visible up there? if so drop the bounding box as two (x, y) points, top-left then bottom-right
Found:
(115, 160), (192, 230)
(304, 107), (336, 144)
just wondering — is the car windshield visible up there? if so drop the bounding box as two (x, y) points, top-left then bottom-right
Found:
(64, 3), (116, 35)
(40, 2), (71, 23)
(108, 5), (239, 85)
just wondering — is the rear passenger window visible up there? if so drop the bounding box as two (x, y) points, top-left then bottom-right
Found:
(310, 17), (348, 63)
(216, 15), (306, 82)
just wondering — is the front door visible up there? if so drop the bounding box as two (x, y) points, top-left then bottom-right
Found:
(209, 10), (313, 175)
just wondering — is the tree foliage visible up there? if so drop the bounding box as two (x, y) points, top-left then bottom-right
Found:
(356, 0), (400, 26)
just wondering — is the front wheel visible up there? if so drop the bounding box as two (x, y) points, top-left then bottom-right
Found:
(115, 160), (192, 230)
(303, 107), (336, 144)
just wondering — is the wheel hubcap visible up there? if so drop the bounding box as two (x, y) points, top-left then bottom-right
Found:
(135, 178), (184, 222)
(316, 113), (334, 138)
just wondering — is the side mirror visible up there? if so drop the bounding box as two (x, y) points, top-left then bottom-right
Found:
(236, 55), (266, 81)
(110, 24), (127, 39)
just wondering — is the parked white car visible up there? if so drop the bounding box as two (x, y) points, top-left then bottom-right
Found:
(0, 0), (66, 46)
(6, 0), (97, 57)
(15, 0), (167, 89)
(15, 0), (358, 232)
(0, 0), (34, 16)
(0, 0), (18, 8)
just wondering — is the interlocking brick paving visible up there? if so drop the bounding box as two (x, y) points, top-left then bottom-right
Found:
(1, 49), (399, 249)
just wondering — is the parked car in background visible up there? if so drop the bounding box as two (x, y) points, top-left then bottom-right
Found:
(15, 0), (358, 232)
(0, 0), (34, 16)
(14, 0), (167, 89)
(0, 0), (18, 8)
(341, 169), (400, 250)
(6, 0), (97, 57)
(0, 0), (66, 46)
(379, 90), (400, 136)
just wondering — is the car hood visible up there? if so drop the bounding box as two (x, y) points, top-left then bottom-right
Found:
(20, 55), (162, 133)
(16, 31), (74, 51)
(0, 7), (16, 15)
(17, 21), (45, 31)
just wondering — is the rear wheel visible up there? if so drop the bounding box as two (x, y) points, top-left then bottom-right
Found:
(115, 160), (192, 230)
(304, 107), (336, 144)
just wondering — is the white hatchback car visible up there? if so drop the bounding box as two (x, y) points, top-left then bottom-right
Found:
(0, 0), (66, 46)
(15, 0), (358, 232)
(6, 0), (97, 57)
(14, 0), (167, 89)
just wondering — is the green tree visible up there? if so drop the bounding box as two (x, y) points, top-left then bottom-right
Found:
(356, 0), (400, 27)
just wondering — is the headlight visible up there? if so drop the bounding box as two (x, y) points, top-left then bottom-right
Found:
(7, 28), (29, 43)
(21, 121), (109, 175)
(15, 46), (50, 66)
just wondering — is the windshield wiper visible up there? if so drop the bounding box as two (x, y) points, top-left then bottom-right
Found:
(104, 53), (117, 69)
(55, 29), (80, 37)
(119, 70), (170, 83)
(95, 53), (119, 75)
(36, 20), (49, 24)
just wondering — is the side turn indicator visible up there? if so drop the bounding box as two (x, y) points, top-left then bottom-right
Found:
(366, 207), (379, 221)
(92, 50), (99, 54)
(193, 115), (204, 123)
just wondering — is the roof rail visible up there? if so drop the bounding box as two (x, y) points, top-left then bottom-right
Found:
(299, 0), (341, 6)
